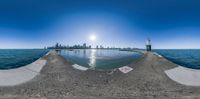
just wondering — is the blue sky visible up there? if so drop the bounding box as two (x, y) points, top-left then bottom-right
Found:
(0, 0), (200, 49)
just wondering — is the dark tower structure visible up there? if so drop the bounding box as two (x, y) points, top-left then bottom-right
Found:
(146, 38), (151, 51)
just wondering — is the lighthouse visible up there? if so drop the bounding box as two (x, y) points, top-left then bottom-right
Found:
(146, 38), (151, 51)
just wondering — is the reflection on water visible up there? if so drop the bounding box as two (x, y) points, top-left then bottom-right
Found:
(89, 49), (96, 69)
(61, 49), (143, 70)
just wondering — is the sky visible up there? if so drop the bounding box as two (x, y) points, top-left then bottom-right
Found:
(0, 0), (200, 49)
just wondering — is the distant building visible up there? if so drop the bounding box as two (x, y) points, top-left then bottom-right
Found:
(89, 45), (92, 49)
(56, 43), (59, 49)
(146, 38), (152, 51)
(96, 45), (99, 49)
(100, 45), (103, 49)
(83, 43), (87, 48)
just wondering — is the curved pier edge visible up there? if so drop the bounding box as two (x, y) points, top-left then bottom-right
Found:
(152, 52), (163, 58)
(165, 66), (200, 86)
(72, 64), (89, 71)
(0, 51), (51, 86)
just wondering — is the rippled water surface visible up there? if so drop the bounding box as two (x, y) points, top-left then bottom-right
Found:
(60, 49), (143, 70)
(0, 49), (49, 69)
(155, 49), (200, 69)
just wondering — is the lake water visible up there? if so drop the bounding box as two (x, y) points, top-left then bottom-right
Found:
(60, 49), (143, 70)
(155, 49), (200, 69)
(0, 49), (49, 69)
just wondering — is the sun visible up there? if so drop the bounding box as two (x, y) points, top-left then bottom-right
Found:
(89, 34), (97, 41)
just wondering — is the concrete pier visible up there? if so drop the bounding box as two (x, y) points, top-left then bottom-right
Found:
(0, 52), (50, 86)
(0, 51), (199, 98)
(166, 66), (200, 86)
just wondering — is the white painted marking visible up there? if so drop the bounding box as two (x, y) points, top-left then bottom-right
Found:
(72, 64), (88, 71)
(118, 66), (133, 74)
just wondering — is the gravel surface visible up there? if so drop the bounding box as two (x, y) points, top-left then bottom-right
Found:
(0, 51), (199, 99)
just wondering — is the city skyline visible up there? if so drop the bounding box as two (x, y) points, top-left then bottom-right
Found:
(47, 42), (139, 49)
(0, 0), (200, 49)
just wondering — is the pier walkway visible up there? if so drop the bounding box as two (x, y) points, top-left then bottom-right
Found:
(0, 51), (199, 98)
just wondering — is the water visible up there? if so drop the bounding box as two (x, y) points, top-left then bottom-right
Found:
(60, 49), (143, 70)
(154, 49), (200, 69)
(0, 49), (49, 69)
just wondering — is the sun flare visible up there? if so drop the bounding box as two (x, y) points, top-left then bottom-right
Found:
(89, 34), (97, 41)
